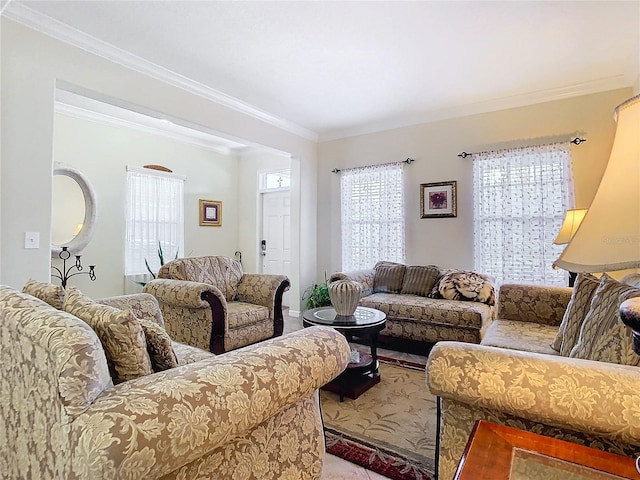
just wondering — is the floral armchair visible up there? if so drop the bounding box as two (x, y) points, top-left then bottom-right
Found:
(1, 285), (349, 479)
(144, 256), (290, 354)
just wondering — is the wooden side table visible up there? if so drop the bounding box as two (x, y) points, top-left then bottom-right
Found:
(454, 420), (639, 479)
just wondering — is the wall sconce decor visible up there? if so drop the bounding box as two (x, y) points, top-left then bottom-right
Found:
(51, 246), (96, 288)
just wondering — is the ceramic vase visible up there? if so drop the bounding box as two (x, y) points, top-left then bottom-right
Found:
(329, 279), (363, 316)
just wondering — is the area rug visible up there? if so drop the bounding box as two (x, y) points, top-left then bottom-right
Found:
(320, 357), (436, 480)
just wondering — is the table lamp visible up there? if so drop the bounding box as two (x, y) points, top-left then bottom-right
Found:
(553, 208), (588, 286)
(554, 94), (640, 351)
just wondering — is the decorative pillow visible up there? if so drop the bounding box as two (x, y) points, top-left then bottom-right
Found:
(569, 274), (640, 366)
(550, 273), (600, 354)
(433, 270), (496, 306)
(63, 287), (153, 383)
(373, 264), (406, 293)
(400, 265), (440, 296)
(22, 279), (65, 310)
(138, 318), (179, 371)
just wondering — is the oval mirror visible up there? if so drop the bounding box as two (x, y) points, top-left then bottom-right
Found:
(51, 163), (98, 257)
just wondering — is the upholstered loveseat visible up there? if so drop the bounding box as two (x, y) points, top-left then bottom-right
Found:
(330, 262), (497, 352)
(144, 255), (290, 354)
(427, 273), (640, 480)
(1, 282), (349, 480)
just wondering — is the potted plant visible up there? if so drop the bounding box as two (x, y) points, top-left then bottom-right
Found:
(301, 278), (331, 310)
(134, 242), (179, 286)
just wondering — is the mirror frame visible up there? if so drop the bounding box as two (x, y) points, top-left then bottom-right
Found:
(51, 163), (98, 257)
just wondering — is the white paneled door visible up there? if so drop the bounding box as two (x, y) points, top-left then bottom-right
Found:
(261, 190), (291, 306)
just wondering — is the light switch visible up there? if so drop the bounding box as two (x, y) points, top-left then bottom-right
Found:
(25, 232), (40, 249)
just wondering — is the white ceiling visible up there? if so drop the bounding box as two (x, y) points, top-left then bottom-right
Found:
(3, 1), (640, 141)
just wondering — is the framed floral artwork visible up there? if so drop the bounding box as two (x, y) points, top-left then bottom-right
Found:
(420, 181), (457, 218)
(199, 199), (222, 226)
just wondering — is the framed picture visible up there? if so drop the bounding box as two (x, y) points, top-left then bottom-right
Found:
(199, 199), (222, 226)
(420, 181), (457, 218)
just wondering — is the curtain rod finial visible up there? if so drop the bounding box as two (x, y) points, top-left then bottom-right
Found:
(332, 168), (341, 174)
(405, 157), (415, 164)
(458, 152), (472, 158)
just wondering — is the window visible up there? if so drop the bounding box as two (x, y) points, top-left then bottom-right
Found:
(473, 143), (574, 286)
(341, 163), (405, 271)
(259, 169), (291, 190)
(125, 166), (185, 276)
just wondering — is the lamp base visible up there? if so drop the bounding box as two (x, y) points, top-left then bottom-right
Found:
(569, 271), (577, 287)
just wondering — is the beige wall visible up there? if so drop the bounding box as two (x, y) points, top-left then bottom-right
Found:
(317, 88), (633, 276)
(1, 19), (317, 310)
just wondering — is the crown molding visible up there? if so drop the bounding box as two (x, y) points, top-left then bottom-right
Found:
(2, 3), (318, 142)
(55, 101), (242, 156)
(319, 74), (634, 142)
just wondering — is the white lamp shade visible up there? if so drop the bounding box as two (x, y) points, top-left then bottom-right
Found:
(554, 95), (640, 273)
(553, 209), (588, 245)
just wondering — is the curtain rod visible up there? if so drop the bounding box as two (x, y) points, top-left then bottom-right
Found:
(457, 137), (586, 159)
(332, 157), (415, 174)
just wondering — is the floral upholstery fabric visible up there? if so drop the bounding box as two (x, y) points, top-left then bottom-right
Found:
(481, 320), (560, 355)
(172, 341), (215, 366)
(159, 256), (243, 301)
(360, 293), (493, 330)
(330, 269), (375, 297)
(22, 278), (66, 309)
(427, 341), (640, 480)
(496, 283), (572, 326)
(334, 265), (496, 347)
(64, 287), (153, 384)
(569, 274), (640, 366)
(1, 282), (351, 480)
(551, 273), (600, 354)
(146, 257), (289, 353)
(99, 293), (178, 372)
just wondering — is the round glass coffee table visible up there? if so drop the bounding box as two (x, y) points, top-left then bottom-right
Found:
(302, 306), (386, 401)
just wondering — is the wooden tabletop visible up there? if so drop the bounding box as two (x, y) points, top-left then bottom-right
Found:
(454, 420), (639, 479)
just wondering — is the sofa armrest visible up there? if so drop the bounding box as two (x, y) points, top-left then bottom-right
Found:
(427, 341), (640, 441)
(330, 269), (375, 296)
(71, 326), (350, 480)
(236, 274), (289, 308)
(496, 283), (572, 326)
(144, 279), (226, 310)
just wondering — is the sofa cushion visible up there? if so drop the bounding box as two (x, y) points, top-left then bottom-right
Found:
(400, 265), (440, 296)
(482, 320), (560, 356)
(569, 274), (640, 366)
(226, 301), (270, 329)
(373, 264), (406, 293)
(22, 279), (65, 310)
(172, 341), (215, 365)
(360, 293), (492, 330)
(137, 318), (179, 371)
(432, 270), (496, 306)
(63, 287), (153, 383)
(551, 273), (600, 355)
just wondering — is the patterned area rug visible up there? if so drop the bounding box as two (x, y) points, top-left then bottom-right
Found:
(320, 358), (436, 480)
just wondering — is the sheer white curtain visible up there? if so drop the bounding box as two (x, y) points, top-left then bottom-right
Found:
(125, 167), (185, 276)
(473, 143), (574, 286)
(341, 163), (405, 271)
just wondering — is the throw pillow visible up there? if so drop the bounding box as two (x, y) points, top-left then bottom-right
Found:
(400, 265), (440, 296)
(138, 318), (179, 371)
(569, 274), (640, 366)
(22, 279), (65, 310)
(63, 287), (153, 383)
(373, 264), (406, 293)
(433, 270), (496, 306)
(550, 273), (600, 355)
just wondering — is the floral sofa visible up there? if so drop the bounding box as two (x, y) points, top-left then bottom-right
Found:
(330, 262), (497, 352)
(427, 273), (640, 480)
(1, 281), (350, 480)
(144, 256), (290, 354)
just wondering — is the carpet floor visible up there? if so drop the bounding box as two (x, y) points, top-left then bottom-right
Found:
(320, 358), (437, 480)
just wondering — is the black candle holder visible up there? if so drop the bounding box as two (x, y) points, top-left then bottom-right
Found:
(51, 246), (96, 288)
